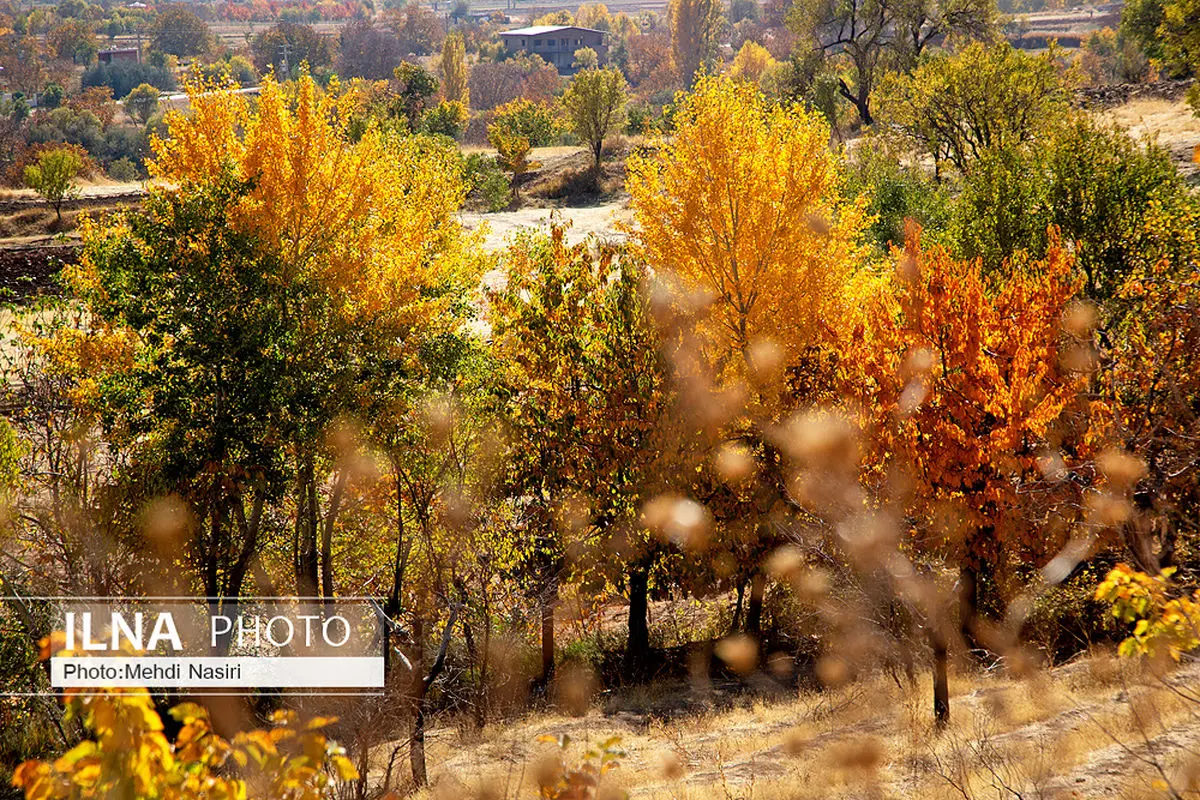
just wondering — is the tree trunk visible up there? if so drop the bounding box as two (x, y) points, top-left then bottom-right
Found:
(836, 78), (873, 126)
(731, 579), (746, 633)
(746, 571), (766, 635)
(386, 474), (408, 618)
(320, 470), (347, 605)
(409, 604), (457, 788)
(540, 577), (557, 685)
(410, 704), (428, 787)
(622, 564), (650, 681)
(295, 453), (319, 598)
(931, 628), (949, 727)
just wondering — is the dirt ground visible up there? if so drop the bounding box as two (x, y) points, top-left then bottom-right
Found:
(1101, 98), (1200, 183)
(462, 202), (631, 250)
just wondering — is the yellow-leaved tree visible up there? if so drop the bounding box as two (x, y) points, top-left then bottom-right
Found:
(14, 687), (358, 799)
(149, 72), (478, 323)
(63, 70), (482, 607)
(439, 31), (470, 108)
(626, 75), (870, 386)
(729, 41), (778, 85)
(625, 74), (871, 650)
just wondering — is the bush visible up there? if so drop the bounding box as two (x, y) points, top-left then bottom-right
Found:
(624, 103), (659, 135)
(99, 126), (149, 167)
(464, 152), (510, 212)
(490, 98), (560, 147)
(106, 156), (140, 182)
(943, 115), (1191, 291)
(195, 55), (258, 86)
(947, 145), (1051, 271)
(82, 61), (177, 99)
(420, 100), (469, 139)
(6, 142), (97, 187)
(27, 107), (104, 154)
(842, 139), (950, 253)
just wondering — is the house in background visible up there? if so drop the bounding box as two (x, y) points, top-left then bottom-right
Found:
(498, 25), (607, 74)
(97, 47), (140, 65)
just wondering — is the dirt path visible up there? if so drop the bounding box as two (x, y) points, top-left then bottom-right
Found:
(461, 202), (632, 251)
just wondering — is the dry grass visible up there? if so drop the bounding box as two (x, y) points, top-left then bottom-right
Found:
(1100, 97), (1200, 179)
(395, 654), (1200, 799)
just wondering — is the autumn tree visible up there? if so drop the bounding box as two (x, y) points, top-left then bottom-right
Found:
(730, 40), (778, 84)
(788, 0), (995, 125)
(73, 73), (478, 604)
(338, 19), (405, 80)
(24, 147), (83, 224)
(849, 229), (1103, 723)
(490, 229), (672, 684)
(576, 2), (615, 29)
(488, 125), (539, 202)
(392, 61), (439, 129)
(561, 66), (627, 177)
(250, 22), (333, 76)
(875, 42), (1069, 175)
(573, 47), (600, 70)
(669, 0), (724, 87)
(490, 98), (560, 146)
(150, 6), (210, 57)
(439, 31), (470, 108)
(626, 75), (869, 641)
(1100, 196), (1200, 573)
(47, 19), (97, 64)
(627, 75), (867, 375)
(122, 82), (158, 124)
(383, 3), (446, 55)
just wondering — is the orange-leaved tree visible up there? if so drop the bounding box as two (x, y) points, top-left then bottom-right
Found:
(849, 227), (1109, 723)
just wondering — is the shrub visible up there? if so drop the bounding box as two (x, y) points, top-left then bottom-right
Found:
(465, 152), (510, 212)
(195, 55), (258, 86)
(27, 106), (104, 153)
(420, 99), (469, 138)
(490, 97), (560, 146)
(946, 144), (1050, 271)
(106, 156), (139, 182)
(82, 61), (177, 99)
(12, 690), (359, 799)
(99, 126), (149, 168)
(624, 103), (658, 135)
(842, 139), (950, 253)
